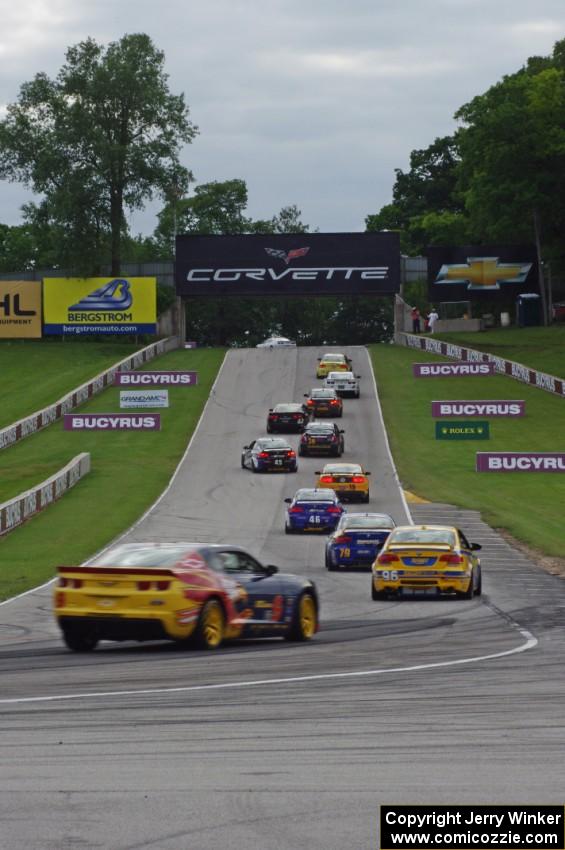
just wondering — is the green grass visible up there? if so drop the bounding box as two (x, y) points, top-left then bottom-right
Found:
(370, 343), (565, 555)
(0, 347), (225, 601)
(433, 325), (565, 378)
(0, 339), (141, 429)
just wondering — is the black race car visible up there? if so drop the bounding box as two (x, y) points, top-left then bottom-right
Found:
(267, 403), (309, 433)
(241, 437), (298, 473)
(304, 388), (343, 418)
(299, 421), (345, 456)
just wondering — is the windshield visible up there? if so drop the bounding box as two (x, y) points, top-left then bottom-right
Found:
(92, 544), (192, 568)
(341, 515), (393, 529)
(259, 438), (289, 448)
(312, 390), (336, 398)
(274, 404), (301, 412)
(323, 464), (362, 474)
(389, 528), (456, 547)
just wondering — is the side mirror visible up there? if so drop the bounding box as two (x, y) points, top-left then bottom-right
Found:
(268, 409), (273, 412)
(284, 498), (292, 504)
(471, 542), (482, 551)
(265, 564), (279, 575)
(356, 374), (362, 378)
(304, 393), (308, 397)
(243, 445), (249, 450)
(317, 357), (321, 361)
(339, 429), (345, 433)
(365, 471), (371, 476)
(315, 471), (321, 475)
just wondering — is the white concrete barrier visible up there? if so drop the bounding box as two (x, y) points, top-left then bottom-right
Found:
(0, 453), (91, 536)
(395, 332), (565, 399)
(0, 336), (180, 451)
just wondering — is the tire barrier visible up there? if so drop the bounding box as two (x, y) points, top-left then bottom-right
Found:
(0, 336), (180, 452)
(0, 452), (91, 536)
(395, 332), (565, 399)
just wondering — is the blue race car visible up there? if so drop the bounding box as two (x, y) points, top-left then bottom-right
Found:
(325, 512), (396, 570)
(284, 488), (345, 534)
(241, 437), (298, 473)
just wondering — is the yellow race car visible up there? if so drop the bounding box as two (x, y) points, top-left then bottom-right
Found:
(315, 462), (371, 502)
(316, 353), (351, 378)
(371, 525), (482, 600)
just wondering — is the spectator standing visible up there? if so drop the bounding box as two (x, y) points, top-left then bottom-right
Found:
(411, 307), (421, 333)
(427, 308), (439, 333)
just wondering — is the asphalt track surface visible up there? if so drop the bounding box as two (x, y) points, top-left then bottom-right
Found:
(1, 346), (565, 850)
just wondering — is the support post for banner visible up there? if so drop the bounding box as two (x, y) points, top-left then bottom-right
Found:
(533, 209), (549, 326)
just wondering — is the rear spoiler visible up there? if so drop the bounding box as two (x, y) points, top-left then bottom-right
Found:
(57, 566), (176, 576)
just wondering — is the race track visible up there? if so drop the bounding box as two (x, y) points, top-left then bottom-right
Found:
(1, 346), (565, 850)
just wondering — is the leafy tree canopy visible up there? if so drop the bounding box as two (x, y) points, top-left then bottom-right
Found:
(0, 33), (196, 275)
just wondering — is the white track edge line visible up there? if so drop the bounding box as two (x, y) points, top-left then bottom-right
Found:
(0, 351), (229, 607)
(365, 346), (412, 524)
(0, 625), (537, 706)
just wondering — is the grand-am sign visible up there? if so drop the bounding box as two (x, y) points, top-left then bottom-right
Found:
(476, 453), (565, 472)
(413, 362), (495, 377)
(175, 233), (400, 297)
(432, 401), (525, 417)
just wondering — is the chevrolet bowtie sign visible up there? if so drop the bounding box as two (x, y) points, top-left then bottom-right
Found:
(435, 257), (532, 291)
(175, 233), (400, 298)
(427, 244), (537, 302)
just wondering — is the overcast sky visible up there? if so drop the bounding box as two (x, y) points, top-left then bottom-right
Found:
(1, 0), (565, 236)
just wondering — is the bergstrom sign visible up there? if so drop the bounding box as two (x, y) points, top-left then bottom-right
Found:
(175, 233), (400, 297)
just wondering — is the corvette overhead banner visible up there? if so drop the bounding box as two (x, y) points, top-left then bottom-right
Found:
(43, 277), (157, 335)
(175, 233), (401, 297)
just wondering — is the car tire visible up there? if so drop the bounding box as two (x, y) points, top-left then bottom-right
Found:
(285, 524), (294, 535)
(194, 599), (225, 650)
(285, 592), (317, 641)
(371, 582), (386, 601)
(474, 567), (482, 597)
(266, 424), (272, 433)
(362, 492), (370, 503)
(241, 455), (246, 469)
(325, 551), (337, 571)
(332, 448), (340, 457)
(460, 573), (475, 599)
(298, 447), (305, 456)
(290, 464), (298, 473)
(62, 624), (98, 652)
(252, 461), (259, 473)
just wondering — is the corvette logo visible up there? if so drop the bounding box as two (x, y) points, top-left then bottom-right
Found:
(68, 279), (133, 312)
(435, 257), (532, 291)
(264, 247), (310, 264)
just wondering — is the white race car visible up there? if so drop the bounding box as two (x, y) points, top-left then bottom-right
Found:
(256, 336), (297, 349)
(324, 370), (360, 398)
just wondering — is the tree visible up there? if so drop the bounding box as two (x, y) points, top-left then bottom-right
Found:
(365, 136), (465, 253)
(153, 179), (250, 255)
(0, 33), (196, 275)
(455, 43), (565, 324)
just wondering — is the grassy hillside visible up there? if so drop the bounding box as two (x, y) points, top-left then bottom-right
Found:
(0, 339), (141, 429)
(0, 347), (225, 601)
(432, 325), (565, 378)
(371, 342), (565, 555)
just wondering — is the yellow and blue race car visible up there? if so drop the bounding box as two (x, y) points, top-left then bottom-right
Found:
(316, 353), (351, 378)
(371, 525), (482, 599)
(316, 462), (371, 502)
(54, 542), (319, 651)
